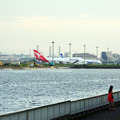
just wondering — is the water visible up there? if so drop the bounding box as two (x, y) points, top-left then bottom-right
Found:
(0, 68), (120, 114)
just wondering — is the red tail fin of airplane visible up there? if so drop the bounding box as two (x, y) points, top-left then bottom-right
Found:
(33, 50), (49, 62)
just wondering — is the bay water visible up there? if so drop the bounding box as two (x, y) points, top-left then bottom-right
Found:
(0, 68), (120, 114)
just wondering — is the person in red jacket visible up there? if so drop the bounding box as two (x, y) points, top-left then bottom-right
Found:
(108, 85), (116, 110)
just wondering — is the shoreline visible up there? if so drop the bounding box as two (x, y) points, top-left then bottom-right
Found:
(1, 64), (120, 70)
(0, 66), (69, 70)
(71, 64), (120, 69)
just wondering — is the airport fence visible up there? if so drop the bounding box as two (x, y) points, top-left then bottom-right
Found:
(0, 91), (120, 120)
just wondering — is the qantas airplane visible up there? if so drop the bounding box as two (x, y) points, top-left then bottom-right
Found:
(33, 50), (85, 64)
(33, 50), (102, 64)
(33, 50), (49, 62)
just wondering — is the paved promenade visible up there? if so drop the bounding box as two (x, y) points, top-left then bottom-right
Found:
(80, 105), (120, 120)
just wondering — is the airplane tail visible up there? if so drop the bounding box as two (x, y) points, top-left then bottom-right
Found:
(60, 53), (64, 58)
(33, 50), (49, 62)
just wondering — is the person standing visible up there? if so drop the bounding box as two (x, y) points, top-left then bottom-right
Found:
(108, 85), (116, 110)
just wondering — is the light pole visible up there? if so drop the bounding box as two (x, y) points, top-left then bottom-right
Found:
(84, 45), (86, 64)
(107, 47), (109, 64)
(58, 46), (61, 57)
(52, 41), (55, 66)
(96, 46), (98, 64)
(49, 46), (51, 57)
(69, 43), (71, 63)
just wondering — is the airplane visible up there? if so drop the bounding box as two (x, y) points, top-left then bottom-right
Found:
(85, 59), (102, 64)
(33, 50), (102, 64)
(33, 50), (49, 62)
(33, 50), (85, 64)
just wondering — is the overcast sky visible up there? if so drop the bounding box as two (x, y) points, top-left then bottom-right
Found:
(0, 0), (120, 57)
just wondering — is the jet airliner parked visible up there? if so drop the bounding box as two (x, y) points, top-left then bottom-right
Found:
(33, 50), (85, 64)
(33, 50), (102, 64)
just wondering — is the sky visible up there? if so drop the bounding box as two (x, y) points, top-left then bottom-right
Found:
(0, 0), (120, 57)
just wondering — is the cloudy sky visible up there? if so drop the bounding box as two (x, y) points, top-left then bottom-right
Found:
(0, 0), (120, 57)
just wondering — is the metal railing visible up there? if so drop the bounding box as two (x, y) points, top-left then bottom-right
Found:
(0, 91), (120, 120)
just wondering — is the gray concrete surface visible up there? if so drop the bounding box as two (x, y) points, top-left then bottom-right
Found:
(80, 106), (120, 120)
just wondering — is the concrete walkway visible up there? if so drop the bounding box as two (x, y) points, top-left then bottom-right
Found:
(80, 106), (120, 120)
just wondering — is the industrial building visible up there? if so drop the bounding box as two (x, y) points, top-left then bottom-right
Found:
(101, 51), (120, 64)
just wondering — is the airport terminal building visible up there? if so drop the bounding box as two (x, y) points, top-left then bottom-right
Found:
(72, 53), (97, 59)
